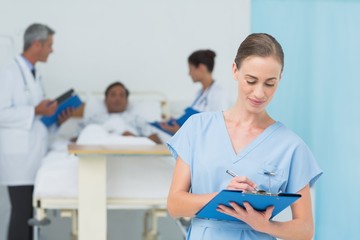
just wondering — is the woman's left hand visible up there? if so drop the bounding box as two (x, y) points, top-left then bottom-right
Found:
(217, 201), (274, 232)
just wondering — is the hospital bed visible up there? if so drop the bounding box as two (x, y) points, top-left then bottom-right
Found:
(32, 147), (174, 240)
(31, 91), (182, 240)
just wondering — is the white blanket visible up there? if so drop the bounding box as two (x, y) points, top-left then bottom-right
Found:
(35, 125), (173, 200)
(76, 124), (156, 145)
(34, 151), (174, 199)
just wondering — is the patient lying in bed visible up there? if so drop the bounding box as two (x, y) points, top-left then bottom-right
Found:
(32, 83), (175, 237)
(72, 81), (162, 144)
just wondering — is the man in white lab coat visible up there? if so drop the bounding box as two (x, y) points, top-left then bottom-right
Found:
(0, 23), (63, 240)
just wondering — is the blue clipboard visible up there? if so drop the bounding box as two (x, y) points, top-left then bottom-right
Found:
(149, 107), (199, 135)
(41, 94), (83, 127)
(196, 190), (301, 222)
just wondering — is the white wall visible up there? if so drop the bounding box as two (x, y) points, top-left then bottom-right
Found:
(0, 0), (250, 239)
(0, 0), (250, 112)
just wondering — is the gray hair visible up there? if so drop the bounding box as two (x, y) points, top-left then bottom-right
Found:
(23, 23), (55, 51)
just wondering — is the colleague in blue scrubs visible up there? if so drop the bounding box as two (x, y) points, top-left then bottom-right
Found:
(167, 33), (322, 240)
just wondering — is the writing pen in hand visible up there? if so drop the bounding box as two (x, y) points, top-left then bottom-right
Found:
(226, 169), (261, 192)
(226, 170), (237, 178)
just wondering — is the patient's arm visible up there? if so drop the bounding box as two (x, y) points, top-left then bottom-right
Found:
(148, 133), (162, 144)
(122, 131), (162, 144)
(122, 131), (136, 136)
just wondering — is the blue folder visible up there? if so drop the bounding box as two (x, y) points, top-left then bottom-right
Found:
(41, 94), (83, 127)
(149, 107), (199, 135)
(196, 190), (301, 222)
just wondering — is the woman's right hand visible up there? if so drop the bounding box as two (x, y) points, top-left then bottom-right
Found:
(226, 176), (258, 192)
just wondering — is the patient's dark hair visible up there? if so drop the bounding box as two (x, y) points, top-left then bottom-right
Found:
(105, 81), (130, 98)
(188, 49), (216, 72)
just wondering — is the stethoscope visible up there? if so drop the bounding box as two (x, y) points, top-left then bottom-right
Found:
(14, 58), (45, 104)
(191, 81), (214, 109)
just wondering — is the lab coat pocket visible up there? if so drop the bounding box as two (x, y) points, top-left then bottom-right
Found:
(257, 163), (285, 193)
(0, 128), (29, 154)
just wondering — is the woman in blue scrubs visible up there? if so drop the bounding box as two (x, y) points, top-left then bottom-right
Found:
(167, 33), (322, 240)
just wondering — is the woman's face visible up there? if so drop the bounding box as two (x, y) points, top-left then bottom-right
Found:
(188, 63), (205, 82)
(232, 55), (282, 114)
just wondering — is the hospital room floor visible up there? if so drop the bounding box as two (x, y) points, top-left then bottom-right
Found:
(1, 186), (184, 240)
(38, 209), (183, 240)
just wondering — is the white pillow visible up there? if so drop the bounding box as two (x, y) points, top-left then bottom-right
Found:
(83, 93), (163, 122)
(127, 99), (162, 122)
(83, 94), (108, 122)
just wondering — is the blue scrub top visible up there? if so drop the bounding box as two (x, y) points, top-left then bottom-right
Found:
(167, 111), (323, 240)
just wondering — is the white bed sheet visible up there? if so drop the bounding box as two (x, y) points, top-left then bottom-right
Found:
(34, 150), (174, 200)
(34, 132), (174, 201)
(76, 124), (156, 146)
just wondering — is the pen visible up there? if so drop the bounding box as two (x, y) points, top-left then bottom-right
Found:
(226, 169), (261, 192)
(264, 171), (276, 192)
(226, 170), (237, 178)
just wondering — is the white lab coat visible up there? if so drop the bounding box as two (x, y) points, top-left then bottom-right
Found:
(0, 55), (48, 186)
(191, 81), (231, 112)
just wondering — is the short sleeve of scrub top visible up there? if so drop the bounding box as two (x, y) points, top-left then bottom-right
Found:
(166, 115), (194, 165)
(285, 142), (322, 193)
